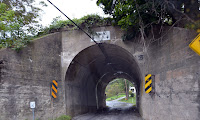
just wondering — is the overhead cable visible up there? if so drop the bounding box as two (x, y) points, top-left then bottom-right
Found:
(47, 0), (98, 44)
(47, 0), (115, 70)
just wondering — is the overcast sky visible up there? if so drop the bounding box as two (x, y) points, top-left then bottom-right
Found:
(37, 0), (107, 26)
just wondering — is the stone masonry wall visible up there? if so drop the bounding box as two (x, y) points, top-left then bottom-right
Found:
(142, 27), (200, 120)
(0, 32), (65, 120)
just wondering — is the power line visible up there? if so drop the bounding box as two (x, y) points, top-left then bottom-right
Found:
(47, 0), (115, 70)
(47, 0), (98, 44)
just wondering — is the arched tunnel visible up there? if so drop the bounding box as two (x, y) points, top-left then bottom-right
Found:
(65, 43), (143, 116)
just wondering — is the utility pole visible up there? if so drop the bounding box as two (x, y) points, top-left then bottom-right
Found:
(124, 79), (128, 100)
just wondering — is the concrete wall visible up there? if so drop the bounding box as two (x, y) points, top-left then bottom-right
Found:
(0, 25), (199, 120)
(0, 32), (65, 120)
(62, 26), (144, 116)
(61, 26), (144, 80)
(62, 26), (200, 120)
(0, 26), (144, 119)
(141, 27), (200, 120)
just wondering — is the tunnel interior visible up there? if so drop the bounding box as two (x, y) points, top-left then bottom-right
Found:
(65, 43), (142, 116)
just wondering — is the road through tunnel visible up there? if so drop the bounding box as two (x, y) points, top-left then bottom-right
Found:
(99, 77), (137, 110)
(65, 43), (143, 117)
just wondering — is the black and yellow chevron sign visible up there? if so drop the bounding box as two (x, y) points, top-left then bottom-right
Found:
(52, 80), (58, 98)
(145, 74), (152, 93)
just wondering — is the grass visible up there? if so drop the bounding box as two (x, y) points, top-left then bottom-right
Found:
(106, 94), (126, 101)
(119, 96), (136, 105)
(48, 115), (71, 120)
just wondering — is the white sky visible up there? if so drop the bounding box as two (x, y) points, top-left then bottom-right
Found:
(36, 0), (107, 26)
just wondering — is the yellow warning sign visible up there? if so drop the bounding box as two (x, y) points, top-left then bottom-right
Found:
(189, 33), (200, 56)
(145, 74), (152, 93)
(52, 80), (58, 98)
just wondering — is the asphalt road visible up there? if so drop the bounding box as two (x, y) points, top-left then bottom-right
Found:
(106, 96), (134, 110)
(72, 107), (142, 120)
(72, 97), (142, 120)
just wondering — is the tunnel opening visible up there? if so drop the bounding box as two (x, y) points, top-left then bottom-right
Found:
(104, 78), (137, 110)
(65, 43), (142, 117)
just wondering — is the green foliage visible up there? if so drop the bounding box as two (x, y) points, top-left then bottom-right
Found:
(185, 20), (200, 32)
(2, 0), (46, 25)
(129, 90), (135, 97)
(106, 82), (121, 98)
(130, 93), (134, 97)
(0, 3), (31, 51)
(96, 0), (173, 41)
(164, 0), (200, 22)
(105, 78), (134, 98)
(97, 0), (200, 41)
(129, 90), (132, 95)
(48, 115), (71, 120)
(0, 1), (46, 51)
(55, 115), (71, 120)
(38, 14), (112, 37)
(119, 96), (136, 105)
(106, 93), (125, 101)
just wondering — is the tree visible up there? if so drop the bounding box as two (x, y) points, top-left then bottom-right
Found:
(97, 0), (200, 41)
(124, 79), (129, 100)
(1, 0), (47, 25)
(0, 0), (46, 50)
(105, 78), (134, 99)
(106, 82), (121, 98)
(97, 0), (170, 41)
(160, 0), (200, 22)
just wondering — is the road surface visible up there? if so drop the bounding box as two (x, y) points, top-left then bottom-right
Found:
(106, 96), (134, 110)
(72, 97), (142, 120)
(72, 107), (142, 120)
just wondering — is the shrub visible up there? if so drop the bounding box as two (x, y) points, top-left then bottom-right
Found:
(55, 115), (71, 120)
(129, 91), (132, 95)
(130, 93), (134, 97)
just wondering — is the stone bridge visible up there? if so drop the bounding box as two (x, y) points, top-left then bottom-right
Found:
(0, 26), (199, 120)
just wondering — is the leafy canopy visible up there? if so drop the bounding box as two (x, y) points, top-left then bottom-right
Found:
(97, 0), (200, 41)
(0, 0), (46, 51)
(97, 0), (172, 40)
(105, 78), (134, 98)
(2, 0), (47, 25)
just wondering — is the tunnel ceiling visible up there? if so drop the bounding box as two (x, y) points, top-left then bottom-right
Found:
(65, 43), (142, 87)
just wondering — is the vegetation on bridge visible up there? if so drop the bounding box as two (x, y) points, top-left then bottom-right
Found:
(1, 0), (199, 51)
(97, 0), (200, 41)
(37, 14), (112, 37)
